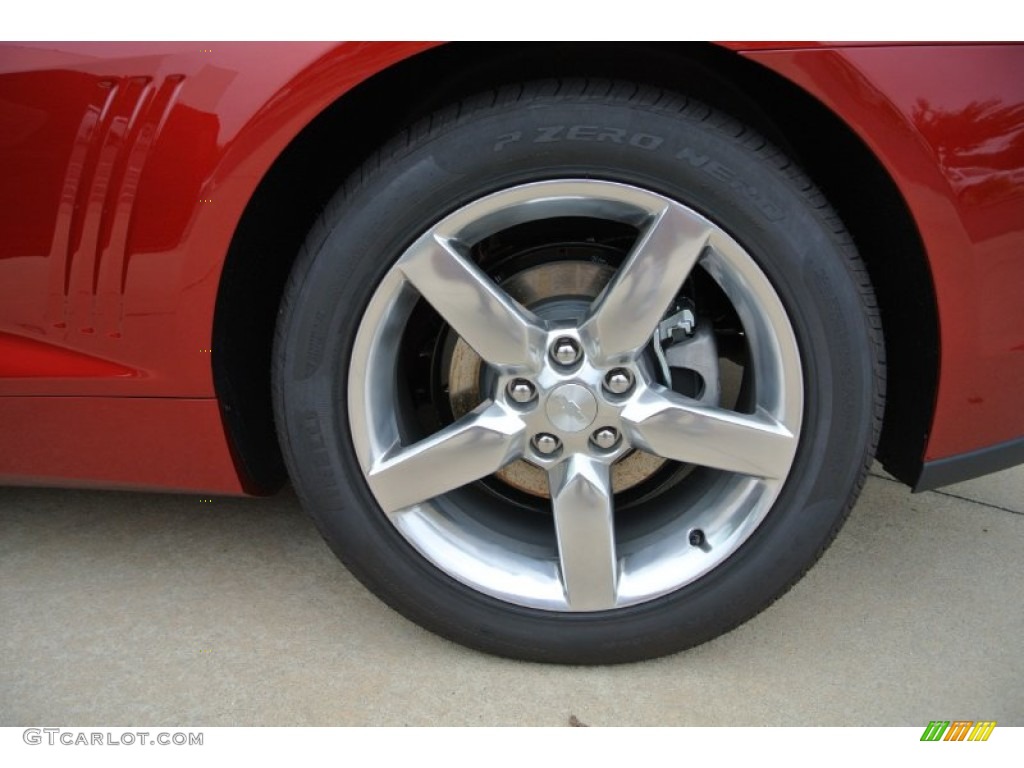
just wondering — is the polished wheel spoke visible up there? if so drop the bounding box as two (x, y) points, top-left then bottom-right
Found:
(367, 402), (525, 513)
(397, 232), (544, 369)
(548, 456), (618, 611)
(581, 203), (711, 362)
(622, 386), (797, 480)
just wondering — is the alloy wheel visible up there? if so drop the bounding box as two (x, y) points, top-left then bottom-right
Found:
(347, 179), (803, 612)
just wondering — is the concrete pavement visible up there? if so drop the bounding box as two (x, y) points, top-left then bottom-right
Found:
(1, 464), (1021, 726)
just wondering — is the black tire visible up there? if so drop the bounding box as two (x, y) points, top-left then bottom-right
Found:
(273, 80), (885, 664)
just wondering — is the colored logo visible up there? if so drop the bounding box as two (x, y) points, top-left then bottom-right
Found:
(920, 721), (996, 741)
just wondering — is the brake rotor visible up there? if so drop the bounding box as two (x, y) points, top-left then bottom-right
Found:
(448, 260), (667, 498)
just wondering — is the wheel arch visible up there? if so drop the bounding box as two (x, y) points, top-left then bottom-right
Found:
(213, 42), (938, 493)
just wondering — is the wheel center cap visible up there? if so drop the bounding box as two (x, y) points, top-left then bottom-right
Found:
(545, 384), (598, 433)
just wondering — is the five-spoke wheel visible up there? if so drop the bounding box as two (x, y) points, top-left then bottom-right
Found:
(349, 180), (802, 611)
(273, 81), (882, 662)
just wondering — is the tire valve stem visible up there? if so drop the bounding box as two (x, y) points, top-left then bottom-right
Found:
(689, 529), (711, 552)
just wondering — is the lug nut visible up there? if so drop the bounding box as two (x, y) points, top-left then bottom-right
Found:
(550, 337), (582, 366)
(604, 368), (634, 395)
(507, 379), (536, 404)
(591, 427), (620, 450)
(532, 433), (561, 456)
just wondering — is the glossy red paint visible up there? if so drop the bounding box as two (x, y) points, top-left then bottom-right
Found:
(0, 42), (436, 399)
(0, 42), (434, 492)
(0, 42), (1021, 492)
(0, 397), (243, 493)
(742, 45), (1024, 459)
(0, 331), (137, 378)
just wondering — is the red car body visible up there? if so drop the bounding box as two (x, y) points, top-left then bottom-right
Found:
(1, 41), (1022, 494)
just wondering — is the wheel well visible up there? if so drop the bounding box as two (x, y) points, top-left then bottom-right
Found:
(213, 42), (938, 493)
